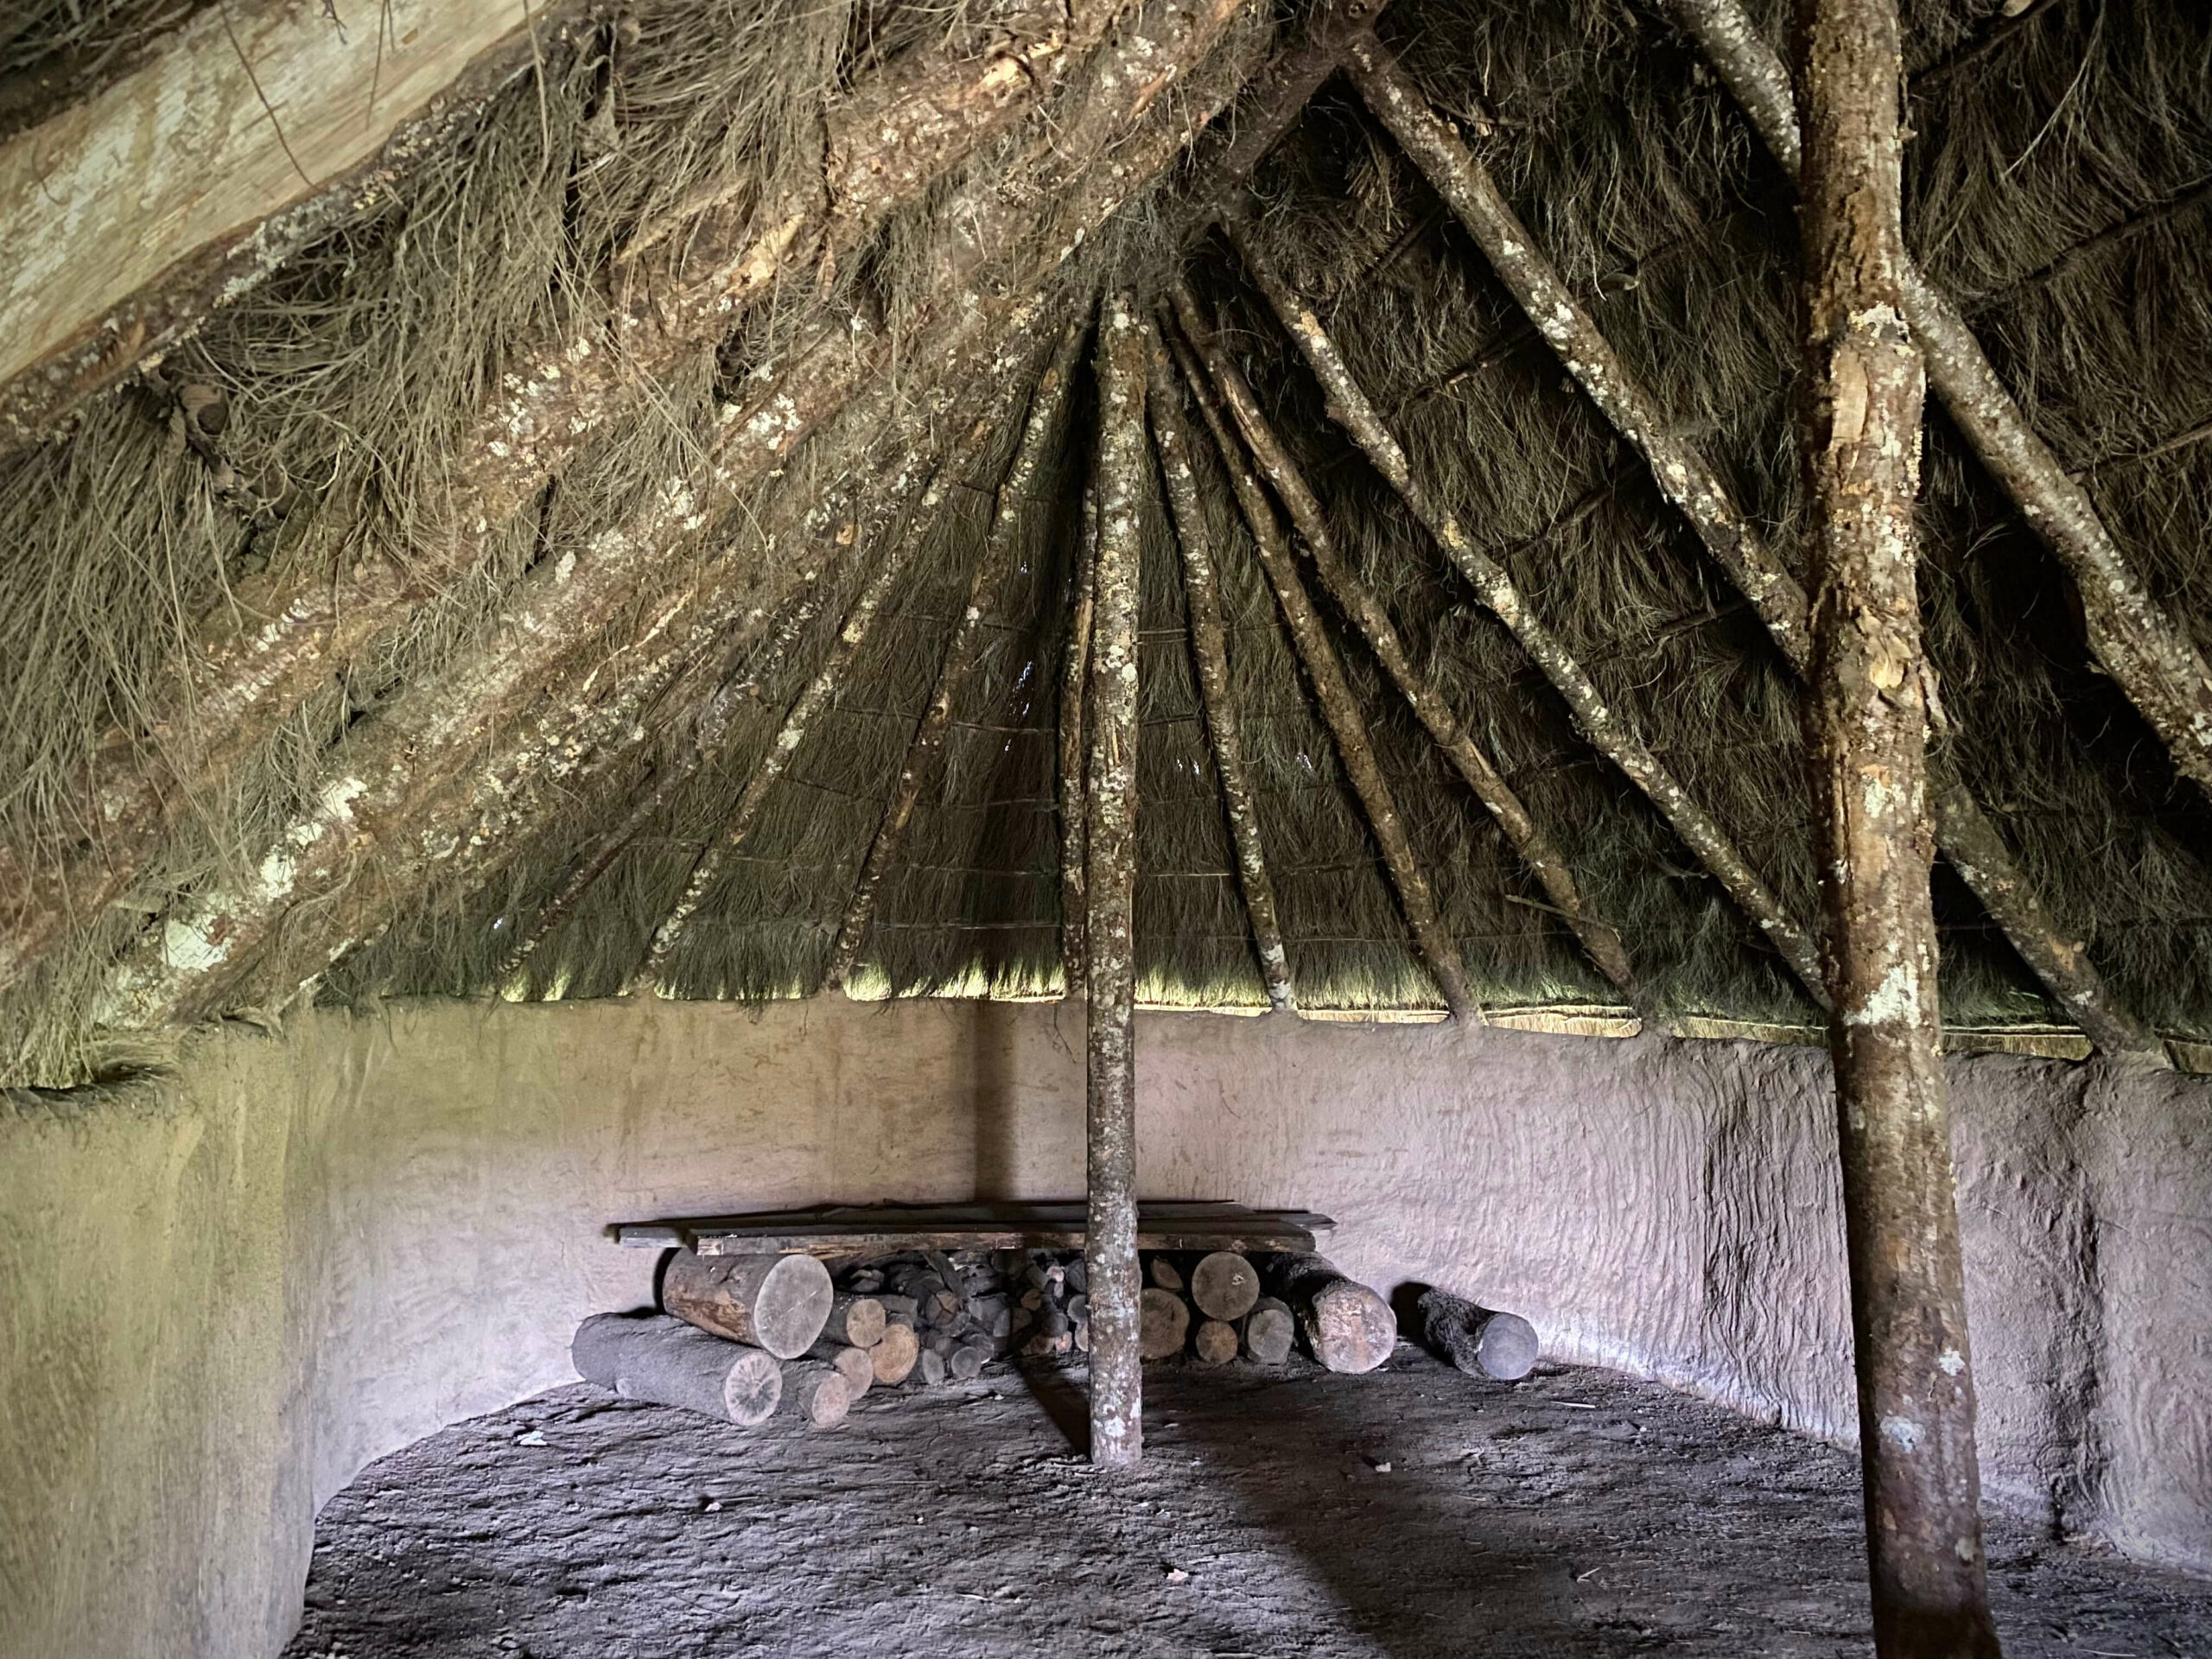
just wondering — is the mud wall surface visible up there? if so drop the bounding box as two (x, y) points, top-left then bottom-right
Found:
(3, 996), (2206, 1656)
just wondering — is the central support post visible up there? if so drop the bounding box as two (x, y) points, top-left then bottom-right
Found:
(1084, 291), (1149, 1467)
(1796, 1), (1999, 1651)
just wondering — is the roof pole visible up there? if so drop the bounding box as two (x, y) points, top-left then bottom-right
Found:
(1141, 315), (1299, 1014)
(1084, 292), (1150, 1468)
(1797, 0), (2000, 1649)
(1166, 283), (1482, 1022)
(827, 321), (1090, 992)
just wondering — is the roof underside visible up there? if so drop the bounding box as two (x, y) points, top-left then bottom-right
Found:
(2, 0), (2209, 1088)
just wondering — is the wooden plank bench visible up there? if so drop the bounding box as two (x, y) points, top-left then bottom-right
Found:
(613, 1200), (1332, 1259)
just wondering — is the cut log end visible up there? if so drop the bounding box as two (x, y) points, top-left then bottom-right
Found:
(1190, 1250), (1260, 1321)
(870, 1321), (921, 1385)
(1306, 1279), (1397, 1374)
(1192, 1318), (1240, 1365)
(1243, 1297), (1294, 1365)
(662, 1249), (835, 1359)
(1139, 1286), (1192, 1360)
(782, 1359), (853, 1429)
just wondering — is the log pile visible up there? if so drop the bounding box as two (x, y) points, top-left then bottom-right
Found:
(573, 1242), (1408, 1430)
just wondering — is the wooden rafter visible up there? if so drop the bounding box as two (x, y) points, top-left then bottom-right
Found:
(1346, 27), (2168, 1060)
(1141, 315), (1298, 1014)
(1224, 221), (1637, 998)
(1796, 0), (1999, 1647)
(1655, 0), (2212, 806)
(827, 321), (1089, 991)
(1084, 291), (1149, 1468)
(1166, 282), (1482, 1023)
(0, 0), (1163, 999)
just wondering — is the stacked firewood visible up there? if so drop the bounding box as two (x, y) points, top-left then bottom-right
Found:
(573, 1243), (1407, 1428)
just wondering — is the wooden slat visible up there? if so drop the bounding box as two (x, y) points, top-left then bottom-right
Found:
(613, 1200), (1331, 1257)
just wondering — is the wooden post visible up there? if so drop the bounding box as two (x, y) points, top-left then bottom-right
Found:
(1141, 317), (1298, 1014)
(1059, 482), (1102, 997)
(1652, 0), (2175, 1066)
(1216, 224), (1637, 997)
(1084, 291), (1148, 1469)
(1165, 286), (1483, 1022)
(828, 321), (1090, 988)
(1798, 2), (1999, 1651)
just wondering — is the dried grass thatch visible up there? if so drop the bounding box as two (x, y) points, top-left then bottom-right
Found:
(2, 0), (2208, 1086)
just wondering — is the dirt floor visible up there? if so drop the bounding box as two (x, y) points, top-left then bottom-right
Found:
(283, 1351), (2210, 1659)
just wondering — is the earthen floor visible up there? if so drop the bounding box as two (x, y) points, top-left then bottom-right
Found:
(284, 1353), (2209, 1658)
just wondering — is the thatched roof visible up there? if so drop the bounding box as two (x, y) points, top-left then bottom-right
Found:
(2, 0), (2209, 1088)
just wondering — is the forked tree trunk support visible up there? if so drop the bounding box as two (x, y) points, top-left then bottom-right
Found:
(1141, 319), (1298, 1014)
(1797, 3), (1999, 1651)
(828, 321), (1090, 988)
(1224, 223), (1637, 997)
(1084, 292), (1149, 1468)
(1166, 285), (1482, 1023)
(1655, 0), (2212, 805)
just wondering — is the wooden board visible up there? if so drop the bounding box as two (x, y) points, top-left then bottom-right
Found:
(613, 1201), (1332, 1258)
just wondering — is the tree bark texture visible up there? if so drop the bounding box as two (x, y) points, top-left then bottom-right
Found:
(661, 1249), (836, 1360)
(1190, 240), (1824, 1007)
(1224, 223), (1638, 997)
(1658, 0), (2212, 805)
(1166, 284), (1481, 1022)
(1650, 0), (2171, 1064)
(1141, 318), (1297, 1014)
(1797, 2), (1999, 1650)
(827, 320), (1089, 988)
(1059, 482), (1102, 995)
(1084, 292), (1149, 1469)
(1346, 34), (1815, 671)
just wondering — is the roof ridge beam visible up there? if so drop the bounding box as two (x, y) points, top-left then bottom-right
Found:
(1168, 279), (1483, 1023)
(1654, 0), (2212, 807)
(1212, 225), (1637, 999)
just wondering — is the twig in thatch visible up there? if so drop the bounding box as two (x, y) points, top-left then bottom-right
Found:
(1224, 221), (1635, 997)
(1141, 313), (1297, 1014)
(488, 570), (844, 988)
(1344, 31), (1814, 671)
(826, 318), (1090, 991)
(1084, 290), (1149, 1469)
(1652, 0), (2212, 806)
(626, 403), (1019, 995)
(1166, 279), (1481, 1023)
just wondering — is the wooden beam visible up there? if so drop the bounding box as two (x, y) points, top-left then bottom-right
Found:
(0, 0), (578, 446)
(84, 0), (1270, 1027)
(1141, 315), (1297, 1014)
(827, 320), (1089, 990)
(1797, 2), (1999, 1649)
(1058, 481), (1102, 997)
(1084, 291), (1148, 1469)
(1167, 281), (1482, 1022)
(0, 0), (1157, 998)
(1655, 0), (2212, 806)
(1224, 221), (1636, 997)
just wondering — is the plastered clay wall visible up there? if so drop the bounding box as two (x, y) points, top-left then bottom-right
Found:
(2, 995), (2207, 1657)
